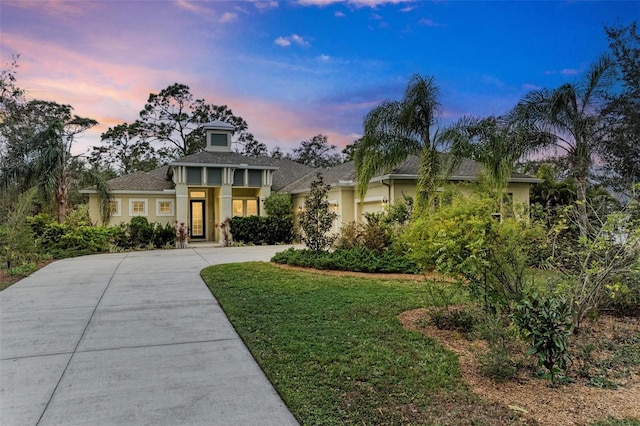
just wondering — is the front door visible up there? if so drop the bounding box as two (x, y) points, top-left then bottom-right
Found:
(190, 200), (205, 239)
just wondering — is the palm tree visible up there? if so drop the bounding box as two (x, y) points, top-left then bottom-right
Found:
(448, 116), (539, 199)
(34, 117), (112, 223)
(354, 74), (454, 210)
(509, 56), (615, 232)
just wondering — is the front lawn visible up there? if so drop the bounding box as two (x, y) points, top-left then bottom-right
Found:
(201, 262), (524, 425)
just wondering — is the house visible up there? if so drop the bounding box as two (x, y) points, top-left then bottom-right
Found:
(82, 122), (542, 242)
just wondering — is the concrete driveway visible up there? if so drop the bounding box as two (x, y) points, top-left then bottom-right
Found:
(0, 246), (299, 426)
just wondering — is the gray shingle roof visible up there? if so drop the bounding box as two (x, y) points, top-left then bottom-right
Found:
(105, 170), (174, 191)
(280, 155), (541, 193)
(88, 153), (539, 194)
(171, 151), (282, 167)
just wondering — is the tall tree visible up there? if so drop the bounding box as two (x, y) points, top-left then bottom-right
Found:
(29, 104), (106, 222)
(509, 56), (615, 232)
(235, 134), (269, 157)
(90, 122), (163, 175)
(354, 74), (453, 209)
(291, 134), (343, 168)
(601, 22), (640, 198)
(135, 83), (258, 158)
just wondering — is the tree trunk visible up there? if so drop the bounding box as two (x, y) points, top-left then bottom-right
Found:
(56, 174), (68, 223)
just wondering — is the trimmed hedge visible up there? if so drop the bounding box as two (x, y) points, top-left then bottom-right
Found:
(229, 216), (293, 245)
(271, 247), (419, 274)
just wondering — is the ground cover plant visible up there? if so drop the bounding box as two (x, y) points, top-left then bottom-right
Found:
(202, 262), (528, 425)
(203, 263), (639, 425)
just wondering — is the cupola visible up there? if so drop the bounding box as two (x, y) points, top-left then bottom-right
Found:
(202, 120), (235, 152)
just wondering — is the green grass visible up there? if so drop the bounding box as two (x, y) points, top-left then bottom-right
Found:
(201, 262), (524, 425)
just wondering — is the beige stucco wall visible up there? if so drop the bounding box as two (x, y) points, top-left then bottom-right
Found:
(87, 193), (177, 227)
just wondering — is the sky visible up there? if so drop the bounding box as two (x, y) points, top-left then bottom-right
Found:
(1, 0), (639, 157)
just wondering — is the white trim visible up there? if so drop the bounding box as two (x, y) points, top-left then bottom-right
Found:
(170, 162), (278, 170)
(355, 196), (386, 203)
(156, 199), (175, 216)
(129, 198), (148, 216)
(80, 190), (175, 195)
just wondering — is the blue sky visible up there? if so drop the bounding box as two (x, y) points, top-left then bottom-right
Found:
(1, 0), (638, 155)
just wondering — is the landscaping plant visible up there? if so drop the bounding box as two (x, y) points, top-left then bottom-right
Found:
(513, 293), (573, 384)
(298, 173), (338, 251)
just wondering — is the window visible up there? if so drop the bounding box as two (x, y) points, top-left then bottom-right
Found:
(246, 199), (258, 216)
(107, 199), (121, 216)
(248, 170), (262, 186)
(233, 169), (245, 186)
(207, 168), (222, 185)
(130, 199), (148, 216)
(210, 133), (227, 147)
(232, 199), (259, 217)
(156, 199), (174, 216)
(190, 191), (205, 198)
(233, 200), (244, 216)
(187, 167), (202, 184)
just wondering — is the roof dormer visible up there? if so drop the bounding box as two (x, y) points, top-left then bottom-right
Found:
(203, 120), (235, 152)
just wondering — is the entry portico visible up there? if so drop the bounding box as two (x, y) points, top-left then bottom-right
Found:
(167, 121), (278, 241)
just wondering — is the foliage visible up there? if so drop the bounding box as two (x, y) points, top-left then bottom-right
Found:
(27, 212), (175, 256)
(447, 115), (544, 200)
(513, 293), (573, 383)
(353, 74), (458, 210)
(402, 189), (492, 276)
(228, 216), (293, 245)
(153, 222), (177, 248)
(548, 202), (640, 330)
(128, 216), (155, 248)
(430, 307), (478, 333)
(381, 193), (414, 227)
(89, 122), (161, 175)
(475, 313), (520, 382)
(202, 262), (521, 425)
(509, 56), (615, 234)
(6, 262), (37, 278)
(263, 192), (293, 219)
(134, 83), (258, 158)
(0, 188), (40, 266)
(298, 173), (338, 251)
(334, 213), (393, 253)
(601, 22), (640, 199)
(290, 134), (343, 168)
(403, 189), (543, 309)
(271, 247), (419, 274)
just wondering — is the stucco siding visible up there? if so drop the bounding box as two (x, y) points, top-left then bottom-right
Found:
(87, 194), (176, 227)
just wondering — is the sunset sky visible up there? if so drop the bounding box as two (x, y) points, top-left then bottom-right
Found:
(1, 0), (638, 156)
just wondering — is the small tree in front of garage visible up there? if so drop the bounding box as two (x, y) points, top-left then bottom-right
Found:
(299, 173), (338, 251)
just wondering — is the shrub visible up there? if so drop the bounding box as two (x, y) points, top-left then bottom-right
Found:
(475, 313), (519, 382)
(430, 308), (477, 333)
(3, 189), (41, 266)
(264, 192), (293, 218)
(229, 216), (293, 245)
(271, 247), (419, 274)
(403, 189), (543, 310)
(153, 222), (176, 248)
(128, 216), (154, 248)
(513, 293), (573, 384)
